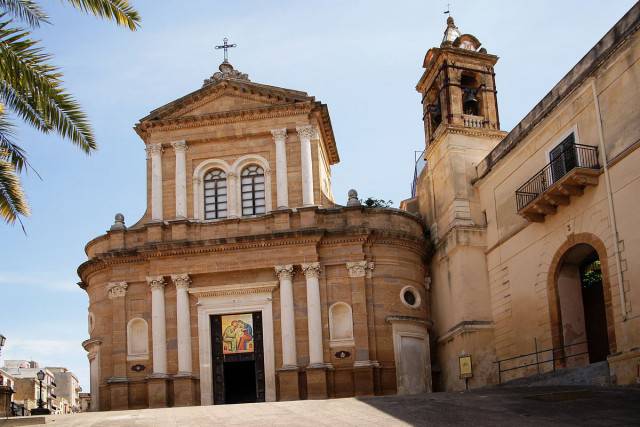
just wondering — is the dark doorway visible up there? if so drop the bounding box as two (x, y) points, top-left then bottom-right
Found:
(223, 360), (257, 404)
(557, 244), (610, 366)
(579, 254), (609, 363)
(550, 133), (577, 182)
(211, 312), (265, 405)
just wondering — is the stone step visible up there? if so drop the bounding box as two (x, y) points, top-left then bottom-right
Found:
(500, 361), (612, 387)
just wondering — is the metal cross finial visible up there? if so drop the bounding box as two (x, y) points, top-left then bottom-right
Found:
(444, 3), (451, 16)
(215, 37), (237, 62)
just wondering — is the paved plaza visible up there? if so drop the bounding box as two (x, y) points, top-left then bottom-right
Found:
(2, 386), (637, 426)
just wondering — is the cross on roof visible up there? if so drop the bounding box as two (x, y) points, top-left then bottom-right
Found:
(444, 3), (451, 16)
(215, 37), (237, 63)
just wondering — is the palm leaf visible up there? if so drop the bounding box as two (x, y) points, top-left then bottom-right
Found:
(0, 157), (29, 227)
(0, 0), (48, 28)
(63, 0), (140, 30)
(0, 19), (96, 152)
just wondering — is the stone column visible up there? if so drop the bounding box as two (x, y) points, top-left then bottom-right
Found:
(347, 261), (376, 396)
(172, 141), (188, 219)
(296, 125), (315, 206)
(172, 274), (192, 374)
(274, 264), (300, 400)
(106, 281), (128, 410)
(171, 273), (196, 406)
(302, 263), (324, 366)
(146, 143), (164, 221)
(271, 128), (289, 209)
(302, 262), (328, 399)
(147, 275), (168, 408)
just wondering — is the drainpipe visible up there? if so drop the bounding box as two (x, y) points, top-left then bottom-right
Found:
(590, 78), (627, 321)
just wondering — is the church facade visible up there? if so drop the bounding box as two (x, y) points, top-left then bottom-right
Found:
(79, 3), (640, 410)
(78, 56), (430, 410)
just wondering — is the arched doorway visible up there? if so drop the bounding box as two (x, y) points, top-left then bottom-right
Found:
(555, 243), (610, 365)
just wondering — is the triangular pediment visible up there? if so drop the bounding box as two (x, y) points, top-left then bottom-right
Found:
(141, 79), (313, 122)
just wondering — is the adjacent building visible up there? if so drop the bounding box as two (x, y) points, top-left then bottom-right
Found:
(48, 367), (82, 413)
(403, 4), (640, 389)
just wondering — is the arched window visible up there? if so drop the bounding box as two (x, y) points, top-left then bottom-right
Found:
(127, 318), (149, 360)
(241, 165), (266, 216)
(203, 169), (227, 220)
(329, 302), (354, 347)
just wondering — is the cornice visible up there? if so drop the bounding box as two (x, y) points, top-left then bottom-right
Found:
(189, 281), (278, 297)
(135, 102), (314, 137)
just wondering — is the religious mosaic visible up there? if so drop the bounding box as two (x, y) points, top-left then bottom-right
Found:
(221, 313), (254, 354)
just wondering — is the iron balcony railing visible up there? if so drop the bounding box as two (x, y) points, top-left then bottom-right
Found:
(411, 149), (427, 198)
(515, 143), (599, 211)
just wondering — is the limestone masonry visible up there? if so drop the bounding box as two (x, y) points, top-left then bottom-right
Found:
(78, 3), (640, 410)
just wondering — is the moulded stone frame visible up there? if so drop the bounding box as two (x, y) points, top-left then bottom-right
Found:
(328, 301), (355, 348)
(388, 318), (431, 395)
(126, 317), (150, 361)
(192, 158), (232, 221)
(547, 232), (617, 366)
(400, 285), (422, 309)
(232, 154), (273, 216)
(193, 282), (278, 405)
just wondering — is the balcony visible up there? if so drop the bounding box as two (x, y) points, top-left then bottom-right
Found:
(515, 143), (600, 222)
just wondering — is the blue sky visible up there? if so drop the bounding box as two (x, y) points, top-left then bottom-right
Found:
(0, 1), (636, 389)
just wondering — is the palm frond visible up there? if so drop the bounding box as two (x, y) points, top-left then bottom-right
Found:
(63, 0), (140, 30)
(0, 20), (96, 152)
(0, 157), (29, 227)
(0, 0), (48, 28)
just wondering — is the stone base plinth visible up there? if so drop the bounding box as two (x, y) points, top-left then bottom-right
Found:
(107, 378), (129, 410)
(0, 386), (13, 417)
(277, 367), (300, 401)
(173, 374), (198, 407)
(353, 362), (376, 396)
(305, 365), (329, 399)
(147, 375), (169, 408)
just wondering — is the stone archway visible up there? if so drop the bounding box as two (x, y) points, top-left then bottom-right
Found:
(547, 233), (616, 367)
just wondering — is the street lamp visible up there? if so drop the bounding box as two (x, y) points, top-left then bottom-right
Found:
(31, 369), (51, 415)
(0, 334), (6, 358)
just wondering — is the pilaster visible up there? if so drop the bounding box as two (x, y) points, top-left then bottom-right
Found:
(146, 143), (164, 221)
(271, 128), (289, 209)
(172, 140), (188, 219)
(296, 125), (315, 206)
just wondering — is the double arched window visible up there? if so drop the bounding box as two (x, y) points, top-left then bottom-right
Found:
(193, 156), (272, 220)
(203, 169), (227, 220)
(241, 165), (266, 216)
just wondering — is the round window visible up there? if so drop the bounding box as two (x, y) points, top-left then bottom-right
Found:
(400, 286), (421, 309)
(403, 290), (416, 306)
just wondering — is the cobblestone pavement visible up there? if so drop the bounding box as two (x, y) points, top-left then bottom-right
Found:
(4, 386), (639, 426)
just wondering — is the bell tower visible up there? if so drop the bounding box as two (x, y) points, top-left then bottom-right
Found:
(411, 17), (507, 391)
(418, 16), (501, 144)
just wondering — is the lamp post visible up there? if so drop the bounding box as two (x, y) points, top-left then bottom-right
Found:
(0, 334), (6, 359)
(31, 370), (50, 415)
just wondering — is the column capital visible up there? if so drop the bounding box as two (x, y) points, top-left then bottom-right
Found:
(171, 140), (188, 152)
(171, 273), (191, 290)
(146, 276), (166, 290)
(295, 125), (316, 140)
(145, 143), (163, 158)
(301, 262), (321, 279)
(275, 264), (294, 281)
(271, 128), (287, 140)
(107, 281), (128, 299)
(346, 261), (369, 278)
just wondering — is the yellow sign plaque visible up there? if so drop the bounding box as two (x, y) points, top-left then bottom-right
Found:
(459, 355), (473, 379)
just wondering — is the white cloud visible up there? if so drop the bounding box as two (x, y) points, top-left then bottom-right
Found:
(0, 272), (78, 292)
